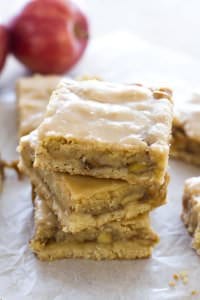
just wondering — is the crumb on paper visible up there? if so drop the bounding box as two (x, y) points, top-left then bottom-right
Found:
(169, 270), (189, 289)
(169, 281), (176, 287)
(173, 273), (180, 281)
(179, 270), (188, 285)
(169, 271), (198, 294)
(179, 270), (188, 278)
(182, 277), (188, 285)
(191, 290), (198, 296)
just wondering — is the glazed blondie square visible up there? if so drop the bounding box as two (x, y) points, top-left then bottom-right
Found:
(19, 132), (168, 232)
(30, 193), (159, 260)
(16, 75), (61, 137)
(16, 75), (101, 138)
(171, 90), (200, 166)
(33, 79), (173, 184)
(182, 177), (200, 255)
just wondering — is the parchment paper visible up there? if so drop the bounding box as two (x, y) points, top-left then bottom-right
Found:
(0, 32), (200, 300)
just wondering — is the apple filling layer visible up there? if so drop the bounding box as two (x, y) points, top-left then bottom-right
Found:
(35, 136), (166, 185)
(19, 136), (168, 233)
(30, 195), (159, 261)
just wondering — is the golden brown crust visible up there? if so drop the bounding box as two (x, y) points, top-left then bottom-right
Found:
(31, 239), (154, 261)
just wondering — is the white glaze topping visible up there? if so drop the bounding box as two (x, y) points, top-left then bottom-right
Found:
(174, 89), (200, 142)
(185, 176), (200, 198)
(37, 79), (173, 148)
(17, 75), (61, 136)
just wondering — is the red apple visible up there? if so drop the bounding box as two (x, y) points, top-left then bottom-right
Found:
(0, 25), (9, 72)
(9, 0), (89, 74)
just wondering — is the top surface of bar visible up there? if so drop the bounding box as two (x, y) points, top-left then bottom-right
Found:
(36, 79), (173, 149)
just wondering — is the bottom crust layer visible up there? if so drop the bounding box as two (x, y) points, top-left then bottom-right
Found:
(30, 239), (153, 261)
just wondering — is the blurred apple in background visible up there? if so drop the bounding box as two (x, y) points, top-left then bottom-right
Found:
(8, 0), (89, 74)
(0, 25), (9, 72)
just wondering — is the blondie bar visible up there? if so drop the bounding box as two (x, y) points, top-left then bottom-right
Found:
(19, 132), (168, 232)
(182, 176), (200, 255)
(171, 90), (200, 166)
(30, 193), (159, 260)
(16, 75), (60, 137)
(33, 79), (173, 184)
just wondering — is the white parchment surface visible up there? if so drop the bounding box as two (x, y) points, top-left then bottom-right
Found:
(0, 32), (200, 300)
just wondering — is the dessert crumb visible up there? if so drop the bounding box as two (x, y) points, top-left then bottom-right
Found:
(173, 273), (179, 281)
(191, 290), (198, 296)
(179, 270), (188, 285)
(169, 271), (198, 294)
(169, 281), (176, 287)
(179, 270), (188, 278)
(182, 277), (188, 285)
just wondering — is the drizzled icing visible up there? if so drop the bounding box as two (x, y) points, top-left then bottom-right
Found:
(37, 79), (173, 148)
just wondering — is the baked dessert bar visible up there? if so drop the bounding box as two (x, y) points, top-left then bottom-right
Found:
(16, 75), (100, 138)
(171, 90), (200, 166)
(30, 193), (159, 260)
(182, 176), (200, 255)
(19, 132), (169, 232)
(16, 75), (61, 137)
(33, 79), (173, 184)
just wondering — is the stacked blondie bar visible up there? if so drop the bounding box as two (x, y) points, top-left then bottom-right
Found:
(18, 76), (173, 260)
(171, 89), (200, 166)
(182, 176), (200, 255)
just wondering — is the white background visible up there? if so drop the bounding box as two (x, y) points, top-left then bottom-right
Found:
(1, 0), (200, 60)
